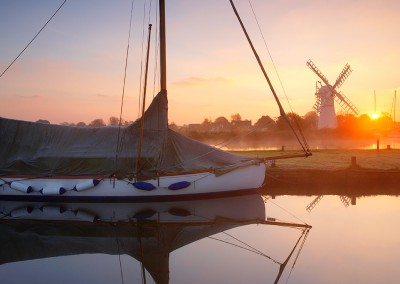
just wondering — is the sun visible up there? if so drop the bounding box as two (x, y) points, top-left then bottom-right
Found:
(371, 113), (380, 120)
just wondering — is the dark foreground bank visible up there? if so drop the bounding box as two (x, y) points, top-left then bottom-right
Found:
(262, 167), (400, 196)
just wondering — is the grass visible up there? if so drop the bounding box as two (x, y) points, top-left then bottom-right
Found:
(232, 149), (400, 170)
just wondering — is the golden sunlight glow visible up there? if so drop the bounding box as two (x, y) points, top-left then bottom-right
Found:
(371, 113), (380, 120)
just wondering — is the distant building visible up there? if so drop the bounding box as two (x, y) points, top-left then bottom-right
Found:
(187, 124), (202, 131)
(231, 120), (252, 130)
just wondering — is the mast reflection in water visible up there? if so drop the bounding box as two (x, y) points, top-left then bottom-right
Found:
(0, 194), (311, 284)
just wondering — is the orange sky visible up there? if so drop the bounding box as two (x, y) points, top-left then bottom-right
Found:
(1, 0), (399, 125)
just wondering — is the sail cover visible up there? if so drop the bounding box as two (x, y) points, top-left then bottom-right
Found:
(0, 91), (251, 177)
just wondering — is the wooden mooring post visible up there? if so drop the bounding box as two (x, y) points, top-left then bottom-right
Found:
(351, 156), (357, 168)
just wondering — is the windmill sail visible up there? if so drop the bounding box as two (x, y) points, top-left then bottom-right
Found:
(333, 90), (359, 115)
(306, 60), (330, 86)
(307, 59), (359, 129)
(332, 63), (352, 89)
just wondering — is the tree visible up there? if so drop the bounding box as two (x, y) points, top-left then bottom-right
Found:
(213, 116), (231, 131)
(76, 121), (87, 127)
(108, 116), (120, 126)
(276, 112), (304, 131)
(123, 120), (133, 126)
(89, 118), (106, 127)
(373, 112), (394, 132)
(303, 111), (318, 131)
(60, 122), (75, 126)
(36, 119), (50, 124)
(169, 122), (179, 131)
(357, 114), (371, 132)
(230, 113), (242, 123)
(201, 118), (213, 132)
(337, 113), (357, 136)
(254, 115), (275, 130)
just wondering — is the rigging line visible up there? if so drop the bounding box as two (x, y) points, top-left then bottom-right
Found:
(136, 0), (153, 120)
(116, 0), (136, 172)
(247, 0), (291, 116)
(147, 0), (153, 28)
(152, 3), (160, 98)
(248, 0), (311, 152)
(0, 212), (10, 220)
(208, 236), (281, 264)
(291, 228), (310, 269)
(136, 24), (153, 173)
(229, 0), (309, 155)
(113, 224), (126, 284)
(146, 0), (160, 99)
(0, 177), (9, 185)
(0, 0), (67, 79)
(267, 198), (309, 226)
(137, 224), (147, 284)
(283, 229), (310, 284)
(221, 230), (279, 263)
(137, 0), (148, 119)
(277, 229), (307, 284)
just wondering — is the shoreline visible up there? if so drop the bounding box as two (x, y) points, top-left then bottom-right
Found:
(262, 167), (400, 196)
(237, 149), (400, 196)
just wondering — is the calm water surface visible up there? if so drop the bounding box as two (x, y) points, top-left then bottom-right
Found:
(1, 193), (399, 284)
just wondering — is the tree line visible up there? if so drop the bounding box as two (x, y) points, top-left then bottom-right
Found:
(37, 117), (134, 127)
(37, 111), (397, 139)
(173, 111), (398, 138)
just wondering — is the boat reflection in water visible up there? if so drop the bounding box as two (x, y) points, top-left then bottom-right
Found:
(0, 194), (311, 284)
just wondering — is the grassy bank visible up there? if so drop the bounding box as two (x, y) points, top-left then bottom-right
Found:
(232, 149), (400, 170)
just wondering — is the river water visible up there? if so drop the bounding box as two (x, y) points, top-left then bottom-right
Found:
(0, 193), (399, 284)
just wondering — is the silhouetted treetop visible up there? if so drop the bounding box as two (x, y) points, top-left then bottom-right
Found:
(89, 118), (106, 127)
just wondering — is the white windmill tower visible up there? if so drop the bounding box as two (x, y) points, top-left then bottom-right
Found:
(306, 59), (359, 129)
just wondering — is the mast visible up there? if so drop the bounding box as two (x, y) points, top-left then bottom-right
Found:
(159, 0), (167, 92)
(228, 0), (311, 156)
(136, 24), (153, 173)
(394, 90), (396, 123)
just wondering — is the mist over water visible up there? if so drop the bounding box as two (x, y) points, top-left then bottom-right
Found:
(210, 137), (400, 151)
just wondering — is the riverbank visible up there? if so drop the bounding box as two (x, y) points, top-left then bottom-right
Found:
(234, 148), (400, 170)
(233, 149), (400, 195)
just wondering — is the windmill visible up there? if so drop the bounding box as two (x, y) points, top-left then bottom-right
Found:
(306, 59), (359, 129)
(306, 195), (353, 213)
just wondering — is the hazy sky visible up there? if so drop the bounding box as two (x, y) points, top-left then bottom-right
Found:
(1, 0), (399, 125)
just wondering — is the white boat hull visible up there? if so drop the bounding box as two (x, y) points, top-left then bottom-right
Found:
(0, 163), (266, 201)
(0, 193), (266, 222)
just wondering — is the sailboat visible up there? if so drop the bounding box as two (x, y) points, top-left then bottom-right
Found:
(0, 0), (310, 201)
(0, 194), (311, 283)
